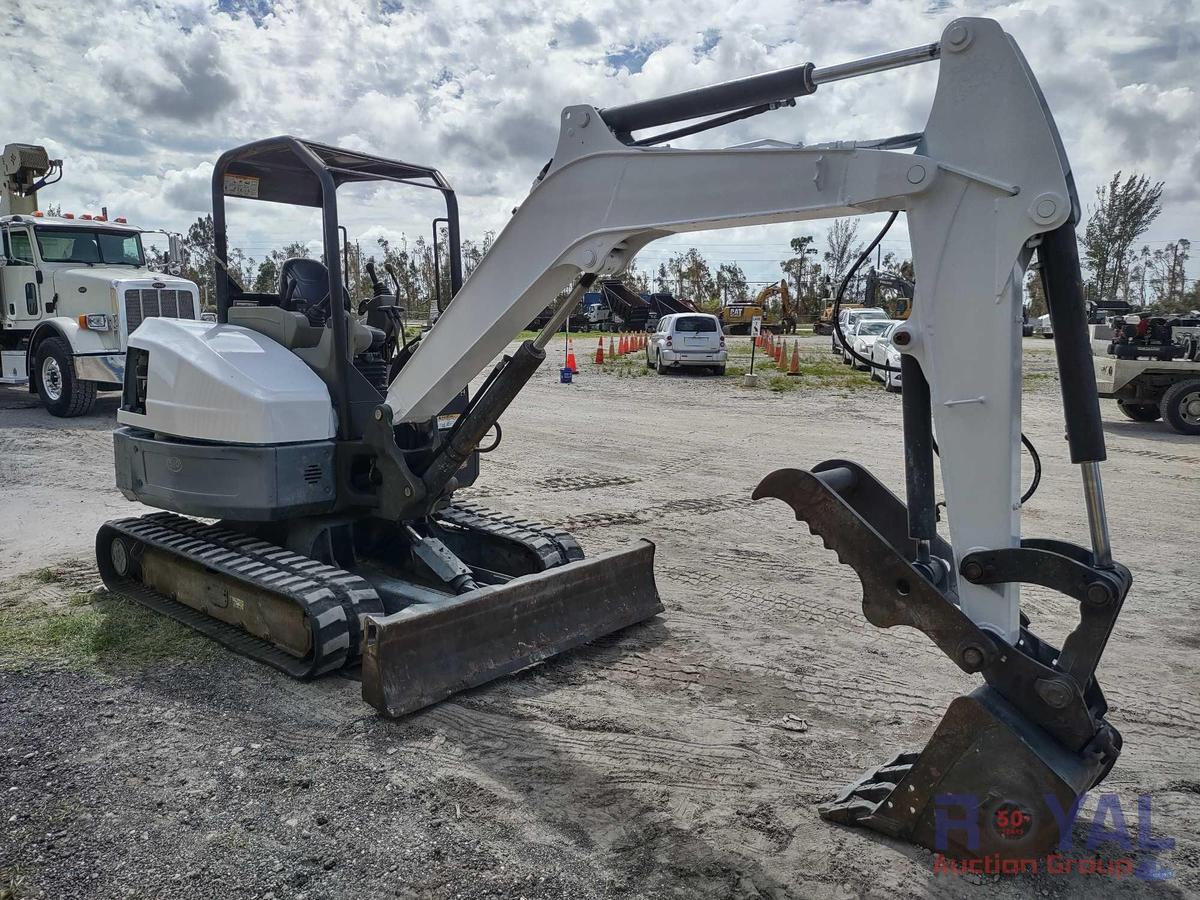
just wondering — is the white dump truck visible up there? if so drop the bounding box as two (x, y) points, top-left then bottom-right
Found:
(0, 143), (199, 415)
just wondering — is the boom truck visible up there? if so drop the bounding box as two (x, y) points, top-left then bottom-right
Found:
(97, 19), (1133, 862)
(0, 143), (198, 416)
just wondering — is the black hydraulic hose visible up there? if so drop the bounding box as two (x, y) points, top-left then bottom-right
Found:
(836, 213), (1043, 505)
(477, 422), (502, 453)
(832, 213), (898, 373)
(631, 100), (794, 147)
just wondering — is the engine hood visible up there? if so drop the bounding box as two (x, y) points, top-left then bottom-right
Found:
(50, 266), (194, 296)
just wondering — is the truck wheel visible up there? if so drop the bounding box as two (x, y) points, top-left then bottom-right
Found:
(35, 337), (96, 417)
(1160, 378), (1200, 435)
(1116, 400), (1160, 422)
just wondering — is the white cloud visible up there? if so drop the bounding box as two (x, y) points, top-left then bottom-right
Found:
(1, 0), (1196, 289)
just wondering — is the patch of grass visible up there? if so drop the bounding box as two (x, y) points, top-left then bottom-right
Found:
(0, 868), (28, 900)
(0, 590), (211, 669)
(1023, 372), (1057, 390)
(768, 375), (801, 393)
(29, 567), (63, 584)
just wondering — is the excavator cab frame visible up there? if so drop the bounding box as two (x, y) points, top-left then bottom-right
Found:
(211, 136), (463, 440)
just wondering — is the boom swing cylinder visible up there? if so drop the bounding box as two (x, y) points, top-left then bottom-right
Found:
(98, 17), (1130, 861)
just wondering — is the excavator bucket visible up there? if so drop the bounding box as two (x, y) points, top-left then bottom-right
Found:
(754, 460), (1126, 860)
(361, 540), (662, 716)
(820, 687), (1117, 858)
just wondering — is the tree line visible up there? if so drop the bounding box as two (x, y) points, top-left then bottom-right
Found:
(162, 167), (1193, 320)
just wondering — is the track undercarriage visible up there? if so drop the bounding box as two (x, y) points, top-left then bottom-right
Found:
(97, 502), (662, 715)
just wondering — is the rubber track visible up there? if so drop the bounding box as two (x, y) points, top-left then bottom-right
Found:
(97, 512), (382, 679)
(438, 501), (585, 569)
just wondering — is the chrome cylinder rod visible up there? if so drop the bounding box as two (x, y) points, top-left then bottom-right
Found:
(812, 43), (941, 86)
(1081, 461), (1114, 568)
(532, 275), (597, 351)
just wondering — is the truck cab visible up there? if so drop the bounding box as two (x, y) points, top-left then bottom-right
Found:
(0, 212), (199, 415)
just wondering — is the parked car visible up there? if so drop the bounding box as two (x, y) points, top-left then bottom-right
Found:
(1032, 313), (1053, 339)
(848, 319), (903, 370)
(869, 322), (904, 392)
(646, 313), (727, 374)
(832, 307), (888, 356)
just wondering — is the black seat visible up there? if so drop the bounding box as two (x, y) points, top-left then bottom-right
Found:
(278, 258), (330, 319)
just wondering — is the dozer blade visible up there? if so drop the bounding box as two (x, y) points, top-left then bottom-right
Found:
(361, 539), (662, 716)
(821, 686), (1113, 859)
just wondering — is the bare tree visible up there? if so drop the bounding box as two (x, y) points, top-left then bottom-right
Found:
(715, 262), (749, 303)
(823, 218), (863, 291)
(622, 261), (651, 294)
(1147, 239), (1191, 312)
(781, 234), (823, 316)
(1082, 171), (1164, 301)
(666, 248), (715, 307)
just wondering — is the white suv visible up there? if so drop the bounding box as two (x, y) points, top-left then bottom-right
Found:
(646, 313), (727, 375)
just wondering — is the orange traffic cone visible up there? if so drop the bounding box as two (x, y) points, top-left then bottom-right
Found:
(620, 333), (628, 355)
(595, 337), (605, 365)
(566, 339), (578, 374)
(787, 340), (801, 376)
(608, 335), (616, 358)
(774, 338), (783, 364)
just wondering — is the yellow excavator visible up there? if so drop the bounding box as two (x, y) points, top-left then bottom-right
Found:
(816, 269), (914, 333)
(754, 279), (799, 334)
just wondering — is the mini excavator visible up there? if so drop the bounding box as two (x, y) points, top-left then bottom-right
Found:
(99, 18), (1131, 860)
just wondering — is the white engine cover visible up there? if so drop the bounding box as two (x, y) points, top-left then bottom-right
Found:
(118, 318), (336, 445)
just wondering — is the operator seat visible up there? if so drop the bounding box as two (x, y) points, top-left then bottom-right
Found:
(278, 258), (331, 321)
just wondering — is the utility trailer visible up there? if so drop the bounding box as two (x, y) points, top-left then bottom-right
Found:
(0, 143), (198, 416)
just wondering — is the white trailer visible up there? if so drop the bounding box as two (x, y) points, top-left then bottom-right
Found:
(0, 143), (199, 415)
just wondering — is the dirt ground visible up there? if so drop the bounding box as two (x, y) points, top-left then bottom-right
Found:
(1, 335), (1196, 899)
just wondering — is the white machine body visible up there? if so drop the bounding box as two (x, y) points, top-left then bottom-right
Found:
(118, 317), (336, 445)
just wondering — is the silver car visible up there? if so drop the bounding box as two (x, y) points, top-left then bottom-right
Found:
(646, 313), (728, 374)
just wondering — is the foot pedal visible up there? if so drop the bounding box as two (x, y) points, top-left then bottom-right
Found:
(820, 686), (1113, 859)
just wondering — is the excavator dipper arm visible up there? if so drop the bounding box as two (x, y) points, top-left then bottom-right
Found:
(383, 17), (1131, 859)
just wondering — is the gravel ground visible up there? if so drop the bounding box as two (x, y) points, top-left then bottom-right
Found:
(1, 336), (1196, 899)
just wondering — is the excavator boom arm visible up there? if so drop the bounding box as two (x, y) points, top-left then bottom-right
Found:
(387, 17), (1079, 643)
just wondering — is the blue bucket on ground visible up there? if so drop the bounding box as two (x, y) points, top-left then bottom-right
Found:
(560, 367), (573, 383)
